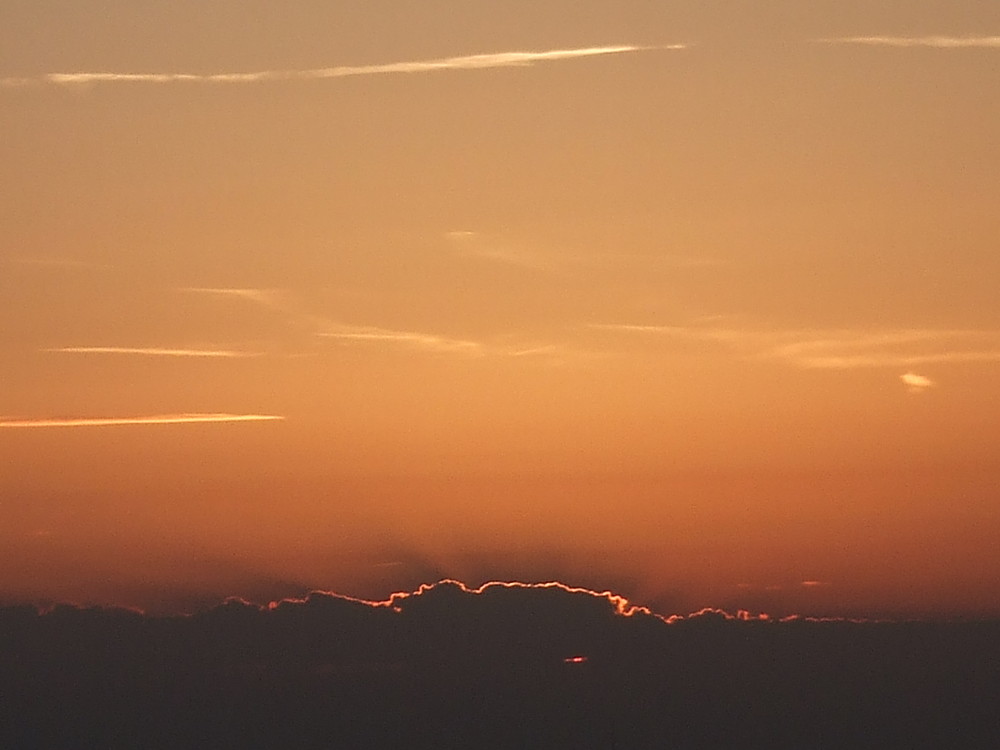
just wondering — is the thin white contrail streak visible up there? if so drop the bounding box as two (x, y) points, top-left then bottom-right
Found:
(817, 36), (1000, 48)
(0, 414), (285, 428)
(2, 45), (684, 88)
(44, 347), (263, 358)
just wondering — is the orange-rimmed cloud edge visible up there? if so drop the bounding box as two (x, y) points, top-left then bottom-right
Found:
(26, 579), (880, 624)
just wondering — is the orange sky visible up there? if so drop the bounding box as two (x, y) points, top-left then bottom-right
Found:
(2, 1), (999, 617)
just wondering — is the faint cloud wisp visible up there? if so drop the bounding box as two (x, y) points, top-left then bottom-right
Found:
(185, 285), (566, 360)
(445, 231), (553, 272)
(319, 324), (484, 356)
(182, 287), (282, 307)
(817, 36), (1000, 48)
(592, 323), (1000, 374)
(44, 347), (264, 358)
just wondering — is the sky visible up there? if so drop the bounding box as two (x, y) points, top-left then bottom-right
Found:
(2, 1), (999, 618)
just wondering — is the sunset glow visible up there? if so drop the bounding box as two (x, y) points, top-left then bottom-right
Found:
(2, 1), (999, 622)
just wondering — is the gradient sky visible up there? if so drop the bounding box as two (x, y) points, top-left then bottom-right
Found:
(2, 1), (999, 617)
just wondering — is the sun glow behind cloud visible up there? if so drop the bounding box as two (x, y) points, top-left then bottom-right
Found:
(258, 579), (870, 625)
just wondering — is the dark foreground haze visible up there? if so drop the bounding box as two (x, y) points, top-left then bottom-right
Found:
(2, 580), (998, 749)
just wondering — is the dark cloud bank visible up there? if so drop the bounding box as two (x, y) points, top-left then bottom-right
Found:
(2, 581), (998, 749)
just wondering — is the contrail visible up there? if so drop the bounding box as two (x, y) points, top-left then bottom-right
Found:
(0, 413), (285, 428)
(44, 347), (263, 358)
(319, 325), (483, 354)
(3, 45), (685, 88)
(817, 36), (1000, 48)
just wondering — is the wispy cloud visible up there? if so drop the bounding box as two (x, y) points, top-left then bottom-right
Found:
(44, 347), (263, 358)
(446, 231), (553, 271)
(182, 287), (282, 307)
(318, 323), (587, 360)
(186, 285), (567, 360)
(507, 344), (565, 358)
(186, 286), (486, 355)
(784, 350), (1000, 369)
(0, 413), (284, 428)
(591, 323), (746, 344)
(766, 330), (1000, 370)
(592, 323), (1000, 372)
(319, 323), (483, 355)
(3, 45), (685, 89)
(817, 36), (1000, 48)
(900, 372), (934, 393)
(445, 231), (723, 274)
(7, 256), (110, 270)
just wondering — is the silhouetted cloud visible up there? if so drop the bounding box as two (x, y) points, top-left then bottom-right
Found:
(2, 45), (687, 89)
(3, 578), (998, 746)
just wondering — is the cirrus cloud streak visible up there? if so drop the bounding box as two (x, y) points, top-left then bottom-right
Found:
(0, 413), (284, 428)
(319, 325), (483, 355)
(3, 45), (684, 89)
(44, 347), (264, 358)
(592, 324), (1000, 371)
(818, 36), (1000, 48)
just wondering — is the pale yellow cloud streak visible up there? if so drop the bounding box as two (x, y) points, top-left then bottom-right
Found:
(185, 287), (486, 355)
(44, 347), (263, 358)
(3, 45), (685, 89)
(185, 286), (564, 359)
(0, 414), (284, 428)
(319, 325), (484, 355)
(900, 372), (934, 393)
